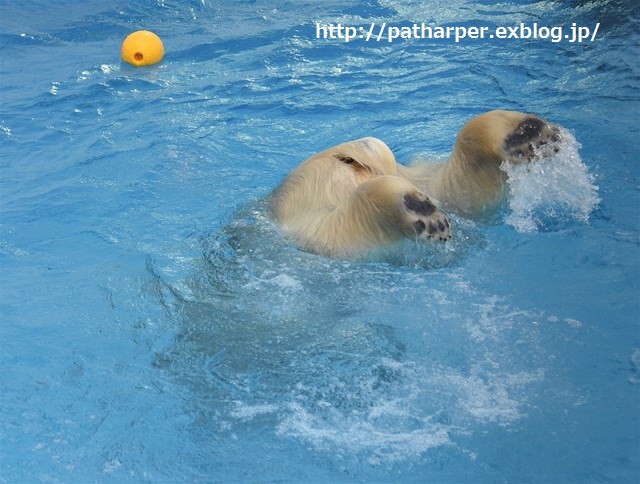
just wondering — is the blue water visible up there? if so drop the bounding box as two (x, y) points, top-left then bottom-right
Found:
(1, 0), (639, 482)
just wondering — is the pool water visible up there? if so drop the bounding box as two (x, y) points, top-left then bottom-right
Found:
(1, 0), (639, 482)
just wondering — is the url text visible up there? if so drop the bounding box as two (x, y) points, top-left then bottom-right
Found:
(315, 22), (601, 43)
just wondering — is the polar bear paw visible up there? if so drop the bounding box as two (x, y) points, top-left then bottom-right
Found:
(402, 193), (451, 242)
(504, 116), (561, 162)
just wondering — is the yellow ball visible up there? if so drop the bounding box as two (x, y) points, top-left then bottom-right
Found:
(121, 30), (164, 67)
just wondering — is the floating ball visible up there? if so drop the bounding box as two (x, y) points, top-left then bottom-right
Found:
(121, 30), (164, 67)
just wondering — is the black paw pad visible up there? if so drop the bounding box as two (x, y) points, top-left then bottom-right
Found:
(504, 117), (545, 150)
(413, 220), (426, 234)
(404, 194), (436, 216)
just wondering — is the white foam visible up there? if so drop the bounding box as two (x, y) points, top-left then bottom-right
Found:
(230, 402), (279, 420)
(267, 273), (303, 292)
(501, 129), (600, 232)
(428, 366), (545, 426)
(277, 400), (452, 465)
(102, 459), (123, 474)
(274, 348), (545, 464)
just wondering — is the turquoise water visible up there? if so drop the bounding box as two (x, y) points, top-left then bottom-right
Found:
(1, 0), (639, 482)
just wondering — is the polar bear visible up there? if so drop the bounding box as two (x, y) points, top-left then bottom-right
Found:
(271, 110), (560, 258)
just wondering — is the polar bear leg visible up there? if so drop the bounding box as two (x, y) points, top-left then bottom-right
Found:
(454, 109), (561, 165)
(401, 110), (563, 215)
(402, 191), (451, 241)
(308, 175), (451, 256)
(348, 175), (451, 242)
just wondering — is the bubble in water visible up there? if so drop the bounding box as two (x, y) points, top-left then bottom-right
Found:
(501, 129), (600, 232)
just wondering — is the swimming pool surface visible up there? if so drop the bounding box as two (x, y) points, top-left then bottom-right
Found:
(1, 0), (639, 482)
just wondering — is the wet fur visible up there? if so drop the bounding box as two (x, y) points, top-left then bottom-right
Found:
(271, 110), (560, 258)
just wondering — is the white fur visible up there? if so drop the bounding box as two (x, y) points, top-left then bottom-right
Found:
(271, 110), (559, 257)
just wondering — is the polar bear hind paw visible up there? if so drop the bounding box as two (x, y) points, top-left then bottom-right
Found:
(403, 193), (451, 242)
(504, 116), (561, 162)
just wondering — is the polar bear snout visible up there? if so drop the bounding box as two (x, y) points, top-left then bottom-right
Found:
(504, 117), (561, 163)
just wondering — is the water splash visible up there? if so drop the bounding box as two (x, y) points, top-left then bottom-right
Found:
(501, 129), (600, 232)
